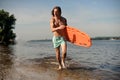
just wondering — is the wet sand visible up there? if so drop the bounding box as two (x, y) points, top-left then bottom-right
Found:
(1, 54), (120, 80)
(0, 45), (120, 80)
(0, 54), (93, 80)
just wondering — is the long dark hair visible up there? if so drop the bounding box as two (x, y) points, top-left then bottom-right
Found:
(51, 6), (61, 17)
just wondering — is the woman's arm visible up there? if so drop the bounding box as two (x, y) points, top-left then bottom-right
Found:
(55, 17), (67, 30)
(50, 18), (57, 32)
(50, 17), (67, 32)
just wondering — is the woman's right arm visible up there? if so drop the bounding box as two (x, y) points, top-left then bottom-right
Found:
(50, 19), (55, 32)
(50, 18), (58, 32)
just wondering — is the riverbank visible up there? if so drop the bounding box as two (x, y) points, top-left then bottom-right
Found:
(1, 56), (98, 80)
(0, 40), (120, 80)
(1, 56), (119, 80)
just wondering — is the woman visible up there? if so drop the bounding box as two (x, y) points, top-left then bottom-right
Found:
(50, 6), (67, 70)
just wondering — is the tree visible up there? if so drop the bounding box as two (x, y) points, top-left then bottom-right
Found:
(0, 9), (16, 45)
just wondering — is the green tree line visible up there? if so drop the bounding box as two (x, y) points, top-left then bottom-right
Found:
(0, 9), (16, 45)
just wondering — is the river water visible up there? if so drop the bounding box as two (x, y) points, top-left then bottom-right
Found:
(0, 40), (120, 80)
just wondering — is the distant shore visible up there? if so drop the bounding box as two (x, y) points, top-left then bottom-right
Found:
(26, 36), (120, 42)
(91, 36), (120, 40)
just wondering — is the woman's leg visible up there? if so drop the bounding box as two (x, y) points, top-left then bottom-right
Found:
(61, 43), (67, 68)
(55, 46), (62, 70)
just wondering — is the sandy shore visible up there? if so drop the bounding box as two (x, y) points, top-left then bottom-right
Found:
(0, 56), (119, 80)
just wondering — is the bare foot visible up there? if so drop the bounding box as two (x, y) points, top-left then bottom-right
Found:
(57, 65), (62, 70)
(62, 61), (67, 69)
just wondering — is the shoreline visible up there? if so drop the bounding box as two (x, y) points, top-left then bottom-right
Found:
(1, 39), (120, 80)
(1, 56), (119, 80)
(14, 56), (98, 80)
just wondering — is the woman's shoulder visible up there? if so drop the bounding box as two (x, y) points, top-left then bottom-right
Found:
(50, 17), (55, 22)
(61, 16), (67, 22)
(61, 16), (66, 20)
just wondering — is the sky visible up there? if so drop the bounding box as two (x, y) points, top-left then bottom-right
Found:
(0, 0), (120, 40)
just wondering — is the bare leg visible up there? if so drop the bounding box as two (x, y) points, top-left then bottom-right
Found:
(55, 46), (62, 70)
(61, 43), (67, 68)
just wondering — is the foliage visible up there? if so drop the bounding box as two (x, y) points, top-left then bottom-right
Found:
(0, 9), (16, 45)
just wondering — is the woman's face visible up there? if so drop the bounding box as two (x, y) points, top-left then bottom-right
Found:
(54, 8), (61, 17)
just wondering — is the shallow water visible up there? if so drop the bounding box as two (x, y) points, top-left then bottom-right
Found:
(0, 40), (120, 80)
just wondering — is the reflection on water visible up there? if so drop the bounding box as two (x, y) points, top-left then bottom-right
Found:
(0, 45), (15, 80)
(0, 40), (120, 80)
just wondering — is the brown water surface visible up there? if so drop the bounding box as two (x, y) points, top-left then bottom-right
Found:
(0, 40), (120, 80)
